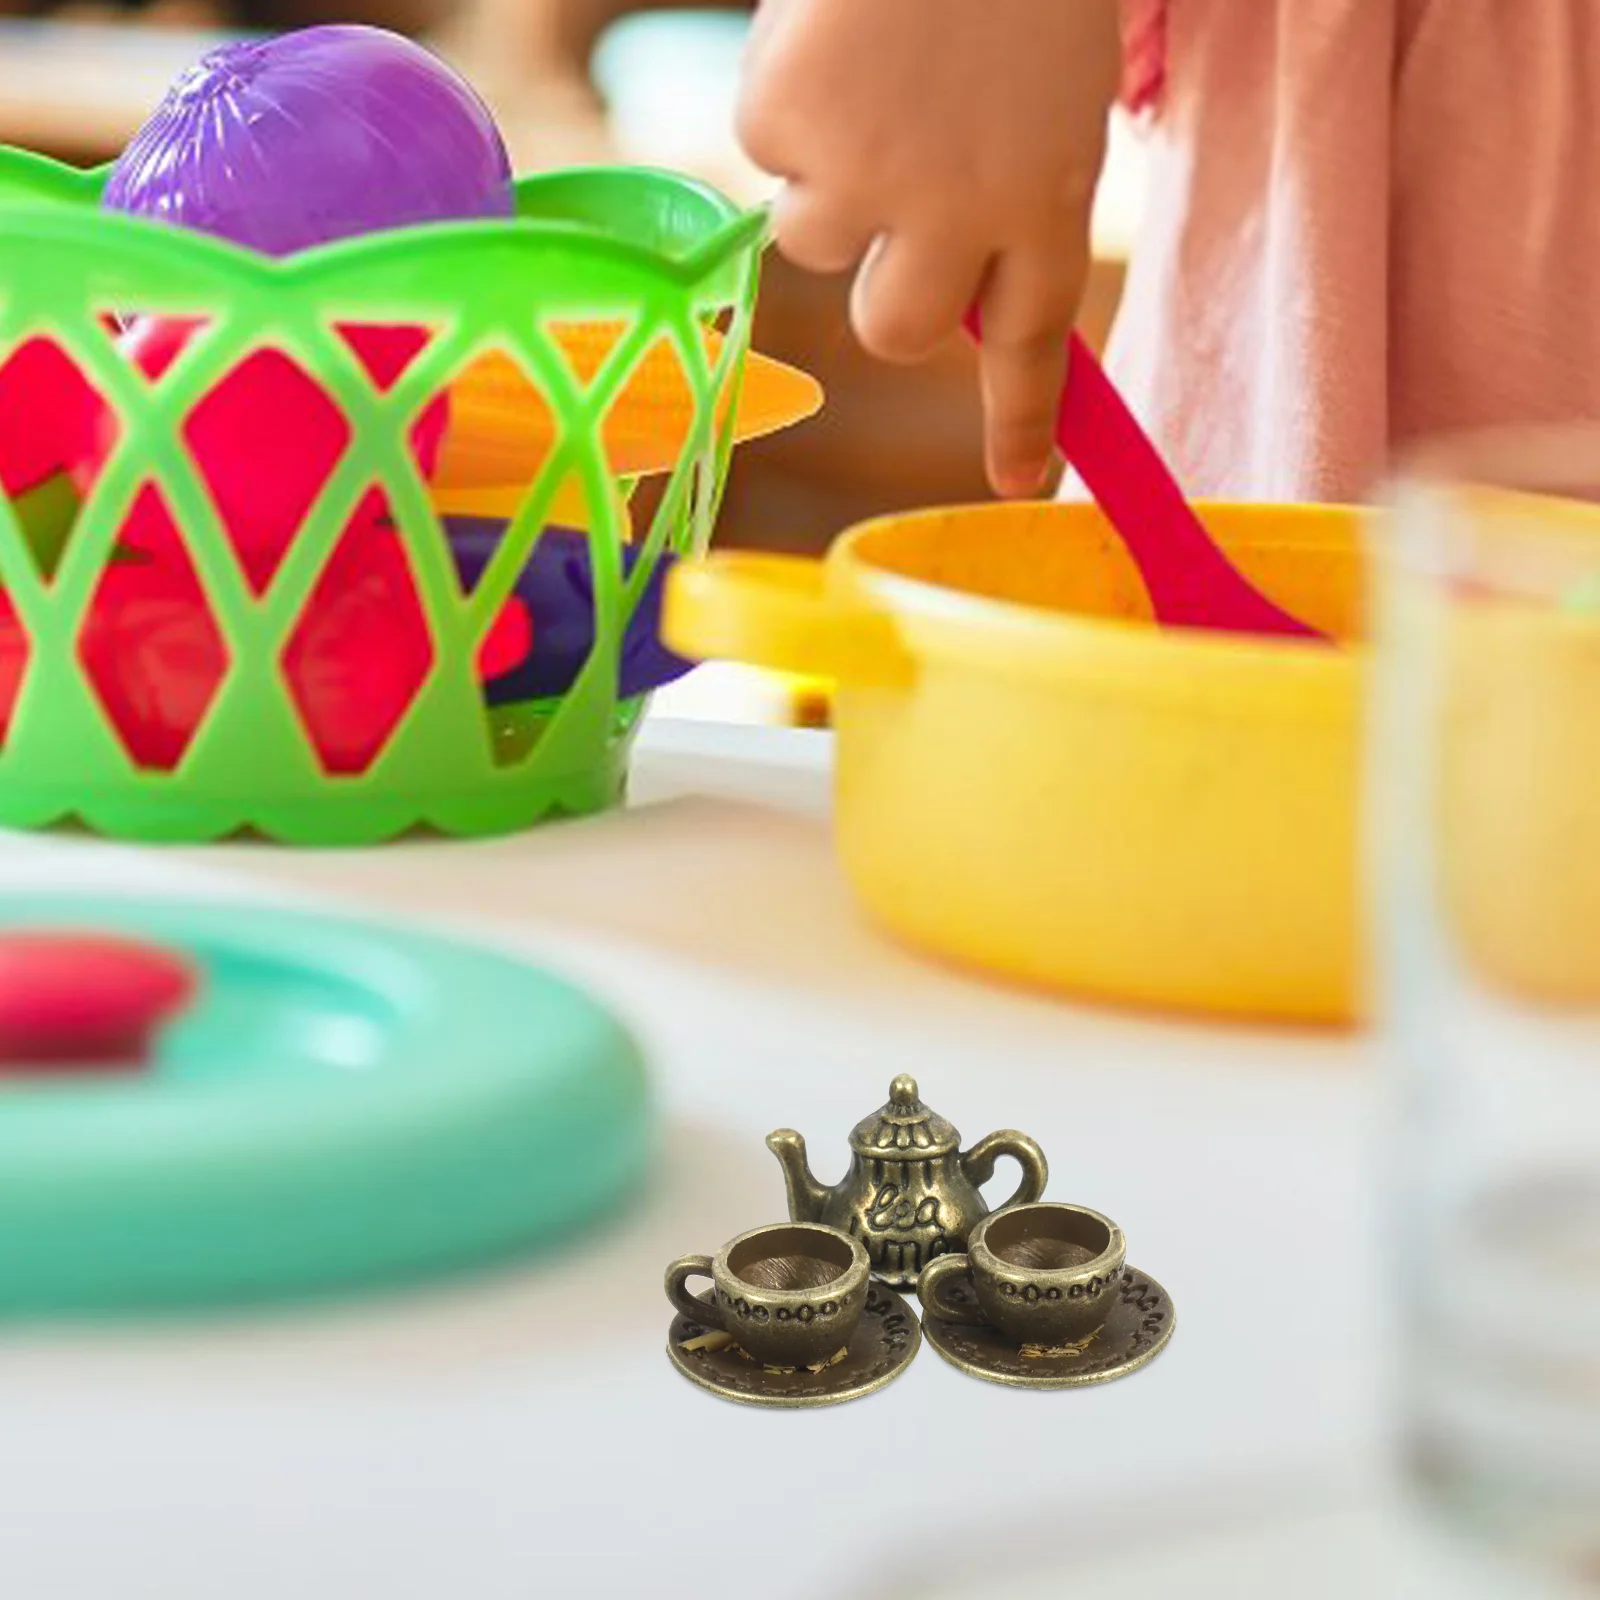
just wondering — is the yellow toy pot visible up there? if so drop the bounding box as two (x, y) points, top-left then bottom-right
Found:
(665, 501), (1366, 1024)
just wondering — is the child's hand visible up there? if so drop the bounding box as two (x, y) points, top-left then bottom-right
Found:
(737, 0), (1121, 498)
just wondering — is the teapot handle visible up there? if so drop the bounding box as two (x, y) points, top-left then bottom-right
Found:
(960, 1130), (1049, 1212)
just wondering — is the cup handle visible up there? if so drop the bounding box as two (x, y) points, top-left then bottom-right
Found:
(664, 1255), (726, 1331)
(961, 1130), (1050, 1212)
(917, 1254), (986, 1325)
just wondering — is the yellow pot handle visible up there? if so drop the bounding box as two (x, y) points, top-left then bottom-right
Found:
(663, 552), (911, 683)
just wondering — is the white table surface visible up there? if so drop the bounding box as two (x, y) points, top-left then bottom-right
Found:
(0, 719), (1405, 1598)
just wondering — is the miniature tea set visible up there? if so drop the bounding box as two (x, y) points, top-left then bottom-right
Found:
(664, 1075), (1175, 1407)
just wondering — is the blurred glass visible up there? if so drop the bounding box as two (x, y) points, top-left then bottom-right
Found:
(1377, 428), (1600, 1587)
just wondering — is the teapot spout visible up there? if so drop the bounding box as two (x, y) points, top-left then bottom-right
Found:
(766, 1128), (829, 1223)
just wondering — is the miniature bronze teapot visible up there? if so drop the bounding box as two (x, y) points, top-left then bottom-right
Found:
(766, 1075), (1049, 1287)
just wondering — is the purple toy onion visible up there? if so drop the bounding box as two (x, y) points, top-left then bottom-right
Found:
(92, 29), (514, 592)
(446, 518), (696, 703)
(103, 25), (514, 255)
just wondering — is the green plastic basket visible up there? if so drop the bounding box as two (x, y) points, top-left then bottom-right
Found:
(0, 147), (766, 844)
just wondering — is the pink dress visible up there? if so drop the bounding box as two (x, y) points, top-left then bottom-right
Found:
(1109, 0), (1600, 502)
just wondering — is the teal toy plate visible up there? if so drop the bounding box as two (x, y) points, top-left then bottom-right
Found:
(0, 895), (653, 1314)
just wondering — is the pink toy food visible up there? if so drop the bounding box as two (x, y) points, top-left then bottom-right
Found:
(0, 931), (197, 1068)
(0, 509), (530, 773)
(0, 338), (98, 501)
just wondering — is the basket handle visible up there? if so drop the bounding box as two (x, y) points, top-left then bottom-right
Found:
(663, 552), (911, 684)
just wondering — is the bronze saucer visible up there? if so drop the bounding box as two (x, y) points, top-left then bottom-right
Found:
(921, 1265), (1175, 1389)
(667, 1283), (920, 1408)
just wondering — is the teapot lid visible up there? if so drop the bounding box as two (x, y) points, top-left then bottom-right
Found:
(848, 1075), (960, 1159)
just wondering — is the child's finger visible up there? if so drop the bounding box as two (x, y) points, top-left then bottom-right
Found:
(976, 242), (1084, 497)
(771, 184), (875, 275)
(849, 231), (987, 366)
(734, 0), (812, 176)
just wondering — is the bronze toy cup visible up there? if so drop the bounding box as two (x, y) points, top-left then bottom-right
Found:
(665, 1222), (871, 1369)
(917, 1202), (1127, 1348)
